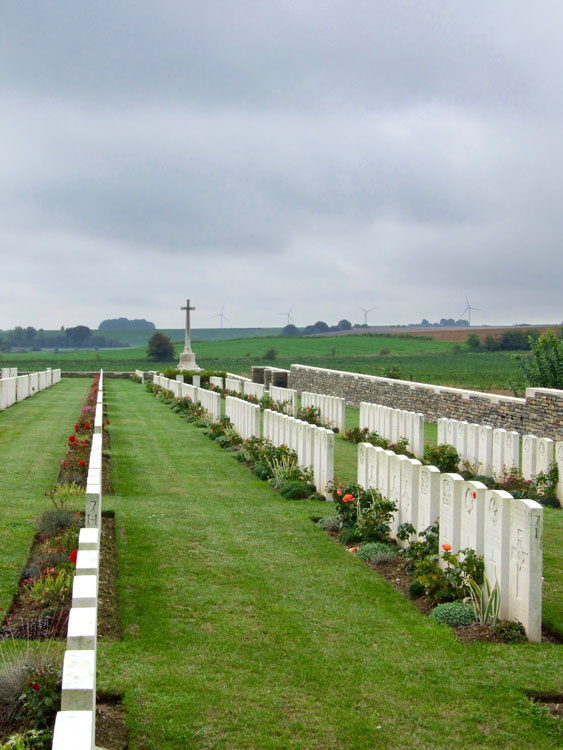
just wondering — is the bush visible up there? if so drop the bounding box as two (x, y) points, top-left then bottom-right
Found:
(356, 542), (396, 563)
(514, 328), (563, 388)
(147, 332), (175, 361)
(408, 580), (426, 599)
(538, 495), (561, 508)
(424, 443), (460, 473)
(339, 527), (363, 545)
(327, 482), (397, 543)
(279, 481), (316, 499)
(491, 620), (527, 643)
(316, 516), (339, 533)
(428, 601), (476, 627)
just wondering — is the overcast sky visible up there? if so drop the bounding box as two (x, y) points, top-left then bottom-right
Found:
(1, 1), (562, 331)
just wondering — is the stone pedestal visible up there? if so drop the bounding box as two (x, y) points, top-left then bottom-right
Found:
(178, 349), (201, 371)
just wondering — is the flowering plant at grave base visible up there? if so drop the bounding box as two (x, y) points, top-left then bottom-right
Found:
(464, 572), (501, 626)
(423, 443), (460, 473)
(44, 482), (84, 511)
(327, 481), (397, 544)
(296, 405), (332, 430)
(16, 663), (62, 730)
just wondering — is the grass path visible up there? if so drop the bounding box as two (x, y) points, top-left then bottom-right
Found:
(99, 380), (561, 749)
(0, 379), (89, 615)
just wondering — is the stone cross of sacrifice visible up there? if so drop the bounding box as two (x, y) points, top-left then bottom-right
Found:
(181, 299), (195, 351)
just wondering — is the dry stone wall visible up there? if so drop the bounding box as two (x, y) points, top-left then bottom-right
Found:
(289, 364), (563, 440)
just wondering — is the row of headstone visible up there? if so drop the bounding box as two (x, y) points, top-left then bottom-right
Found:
(134, 369), (145, 383)
(301, 391), (346, 432)
(263, 409), (334, 497)
(269, 384), (297, 415)
(0, 368), (61, 410)
(359, 402), (425, 458)
(357, 442), (543, 641)
(53, 371), (104, 749)
(152, 374), (220, 420)
(210, 376), (224, 389)
(197, 387), (221, 421)
(243, 380), (266, 400)
(1, 367), (17, 378)
(225, 377), (242, 393)
(437, 418), (559, 485)
(225, 396), (260, 439)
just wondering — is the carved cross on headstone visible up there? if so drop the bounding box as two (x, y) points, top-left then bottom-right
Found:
(181, 299), (196, 351)
(511, 529), (528, 599)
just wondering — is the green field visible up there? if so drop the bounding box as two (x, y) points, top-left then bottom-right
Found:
(0, 334), (526, 390)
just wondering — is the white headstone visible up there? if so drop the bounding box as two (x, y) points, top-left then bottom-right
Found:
(459, 480), (487, 555)
(478, 425), (493, 476)
(466, 423), (480, 466)
(357, 443), (370, 488)
(367, 446), (382, 489)
(484, 489), (512, 619)
(508, 498), (543, 642)
(492, 428), (507, 481)
(418, 465), (441, 531)
(503, 431), (520, 475)
(398, 458), (421, 546)
(556, 441), (563, 506)
(438, 473), (464, 558)
(522, 435), (538, 481)
(536, 437), (555, 476)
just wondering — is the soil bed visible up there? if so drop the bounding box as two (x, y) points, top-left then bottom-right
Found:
(96, 693), (129, 750)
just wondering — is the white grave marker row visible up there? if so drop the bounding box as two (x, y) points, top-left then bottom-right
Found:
(225, 377), (242, 393)
(53, 371), (104, 750)
(197, 387), (221, 421)
(225, 396), (260, 439)
(263, 409), (334, 496)
(301, 391), (345, 432)
(0, 368), (61, 410)
(210, 375), (224, 389)
(269, 385), (297, 415)
(357, 443), (544, 641)
(359, 402), (425, 458)
(243, 381), (266, 400)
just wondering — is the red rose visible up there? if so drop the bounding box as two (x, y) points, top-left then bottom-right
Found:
(472, 491), (476, 499)
(106, 420), (110, 425)
(69, 435), (76, 443)
(85, 422), (90, 429)
(61, 460), (67, 466)
(31, 682), (40, 691)
(79, 460), (85, 466)
(70, 550), (78, 564)
(74, 424), (79, 431)
(336, 487), (343, 496)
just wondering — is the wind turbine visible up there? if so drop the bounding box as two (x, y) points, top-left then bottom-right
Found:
(278, 305), (295, 326)
(212, 306), (229, 328)
(357, 304), (377, 326)
(460, 295), (482, 327)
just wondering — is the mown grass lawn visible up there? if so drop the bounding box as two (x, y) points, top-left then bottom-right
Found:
(0, 379), (89, 616)
(98, 380), (562, 750)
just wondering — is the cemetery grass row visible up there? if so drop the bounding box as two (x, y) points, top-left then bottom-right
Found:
(1, 341), (524, 390)
(93, 379), (562, 749)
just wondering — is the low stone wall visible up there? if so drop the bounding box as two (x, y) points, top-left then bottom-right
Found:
(288, 364), (563, 441)
(63, 371), (132, 378)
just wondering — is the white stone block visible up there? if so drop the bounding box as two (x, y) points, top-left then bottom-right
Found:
(367, 445), (382, 489)
(398, 458), (421, 546)
(390, 410), (399, 443)
(522, 435), (538, 480)
(437, 418), (448, 445)
(78, 528), (99, 551)
(484, 489), (512, 619)
(418, 465), (440, 531)
(75, 550), (99, 577)
(503, 431), (520, 475)
(357, 443), (370, 488)
(438, 473), (464, 557)
(66, 607), (97, 650)
(508, 498), (543, 642)
(446, 419), (456, 448)
(492, 428), (507, 480)
(466, 423), (480, 466)
(61, 649), (96, 711)
(85, 490), (101, 529)
(52, 710), (94, 750)
(388, 454), (408, 538)
(412, 413), (425, 459)
(456, 421), (469, 460)
(536, 437), (555, 475)
(459, 481), (487, 555)
(376, 449), (394, 500)
(478, 425), (493, 476)
(72, 575), (98, 608)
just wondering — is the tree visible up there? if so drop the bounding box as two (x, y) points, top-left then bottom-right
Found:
(313, 321), (329, 333)
(65, 325), (91, 347)
(466, 333), (480, 349)
(515, 329), (563, 388)
(282, 324), (298, 336)
(337, 319), (352, 330)
(147, 332), (175, 361)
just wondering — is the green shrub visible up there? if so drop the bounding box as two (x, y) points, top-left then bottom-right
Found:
(356, 542), (396, 563)
(279, 481), (316, 499)
(327, 481), (397, 543)
(408, 580), (426, 599)
(339, 527), (363, 545)
(0, 730), (52, 750)
(538, 495), (561, 508)
(424, 443), (460, 473)
(491, 620), (527, 643)
(428, 601), (476, 627)
(316, 516), (339, 532)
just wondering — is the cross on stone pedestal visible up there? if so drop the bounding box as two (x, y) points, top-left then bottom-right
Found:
(181, 299), (196, 352)
(178, 297), (201, 371)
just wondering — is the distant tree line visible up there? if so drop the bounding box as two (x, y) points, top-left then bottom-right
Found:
(419, 318), (470, 327)
(0, 325), (126, 352)
(98, 317), (155, 331)
(282, 320), (353, 336)
(466, 329), (539, 352)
